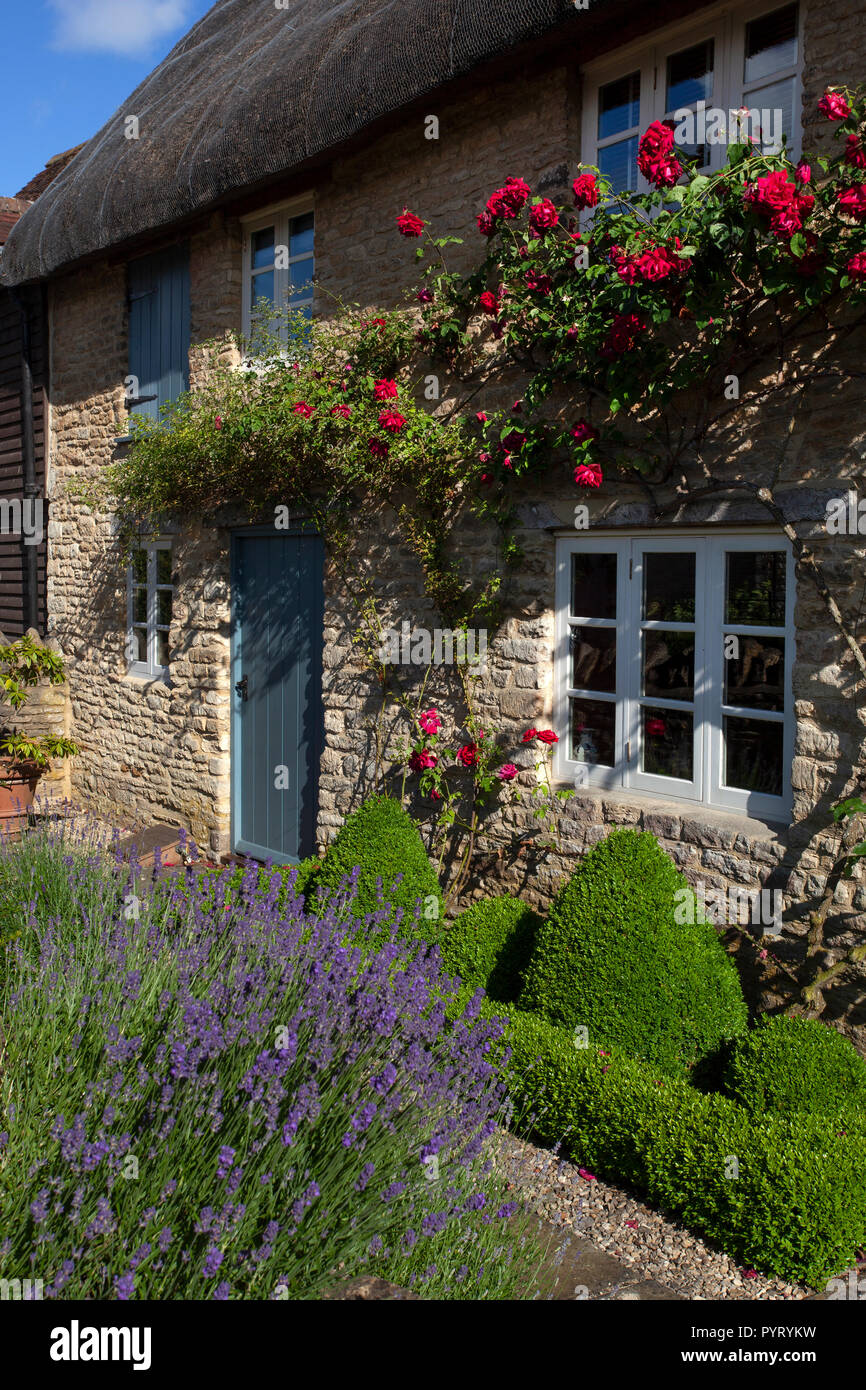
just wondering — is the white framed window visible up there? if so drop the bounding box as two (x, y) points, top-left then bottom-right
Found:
(127, 540), (173, 679)
(554, 532), (795, 820)
(581, 1), (803, 193)
(241, 197), (315, 344)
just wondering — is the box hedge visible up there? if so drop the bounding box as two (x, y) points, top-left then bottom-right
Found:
(721, 1014), (866, 1117)
(519, 828), (748, 1077)
(440, 895), (541, 1002)
(485, 1001), (866, 1288)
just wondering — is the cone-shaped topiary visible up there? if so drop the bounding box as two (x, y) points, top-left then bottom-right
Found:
(721, 1013), (866, 1117)
(315, 794), (443, 939)
(518, 828), (747, 1077)
(440, 895), (542, 1003)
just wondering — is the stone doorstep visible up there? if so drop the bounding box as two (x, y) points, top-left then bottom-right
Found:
(526, 1214), (685, 1301)
(116, 823), (188, 870)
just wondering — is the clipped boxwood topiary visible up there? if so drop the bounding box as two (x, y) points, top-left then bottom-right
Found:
(440, 895), (542, 1002)
(518, 828), (747, 1077)
(315, 794), (443, 939)
(721, 1014), (866, 1117)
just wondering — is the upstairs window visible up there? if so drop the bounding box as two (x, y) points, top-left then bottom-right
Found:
(242, 200), (315, 348)
(581, 2), (801, 194)
(127, 541), (173, 680)
(554, 533), (795, 820)
(126, 244), (190, 426)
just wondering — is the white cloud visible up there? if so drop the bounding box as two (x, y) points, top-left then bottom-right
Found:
(48, 0), (194, 59)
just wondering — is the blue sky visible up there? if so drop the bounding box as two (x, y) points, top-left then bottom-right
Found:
(3, 0), (214, 196)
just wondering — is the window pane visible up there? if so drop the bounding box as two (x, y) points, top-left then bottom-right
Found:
(724, 717), (783, 796)
(133, 588), (147, 624)
(251, 269), (275, 312)
(571, 697), (616, 767)
(157, 630), (170, 668)
(643, 552), (695, 622)
(666, 40), (714, 110)
(641, 706), (693, 780)
(289, 212), (315, 257)
(571, 553), (617, 619)
(726, 552), (786, 625)
(742, 77), (795, 152)
(133, 626), (147, 662)
(724, 635), (785, 711)
(598, 137), (638, 193)
(598, 72), (640, 138)
(157, 590), (173, 627)
(745, 4), (798, 83)
(131, 549), (147, 584)
(642, 630), (695, 701)
(252, 226), (276, 269)
(571, 626), (616, 692)
(156, 549), (172, 585)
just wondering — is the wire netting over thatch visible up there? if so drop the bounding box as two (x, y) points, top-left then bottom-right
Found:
(1, 0), (603, 286)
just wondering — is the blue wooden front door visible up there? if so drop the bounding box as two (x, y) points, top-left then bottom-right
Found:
(231, 529), (324, 863)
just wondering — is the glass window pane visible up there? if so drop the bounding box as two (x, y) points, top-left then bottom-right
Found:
(156, 549), (171, 585)
(133, 588), (147, 624)
(742, 77), (795, 152)
(599, 136), (638, 193)
(289, 258), (314, 288)
(643, 552), (695, 623)
(724, 717), (783, 795)
(131, 548), (147, 584)
(571, 626), (616, 692)
(289, 212), (315, 257)
(571, 697), (616, 767)
(252, 226), (276, 269)
(745, 4), (798, 83)
(724, 635), (785, 711)
(666, 40), (714, 110)
(642, 631), (695, 701)
(157, 590), (172, 627)
(251, 269), (275, 312)
(641, 706), (693, 780)
(598, 73), (640, 139)
(726, 552), (786, 626)
(571, 553), (617, 620)
(133, 626), (147, 662)
(157, 630), (170, 668)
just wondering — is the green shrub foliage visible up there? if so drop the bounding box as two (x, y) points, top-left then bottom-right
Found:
(519, 829), (747, 1075)
(487, 1002), (866, 1288)
(721, 1014), (866, 1117)
(315, 794), (443, 937)
(440, 895), (542, 1002)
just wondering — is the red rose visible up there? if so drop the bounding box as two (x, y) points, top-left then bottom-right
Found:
(477, 210), (496, 237)
(524, 270), (553, 294)
(634, 244), (682, 282)
(572, 173), (599, 210)
(378, 408), (406, 432)
(570, 420), (598, 445)
(417, 287), (434, 303)
(646, 717), (666, 736)
(521, 728), (537, 743)
(457, 743), (479, 767)
(818, 90), (851, 121)
(476, 411), (488, 422)
(409, 748), (438, 773)
(795, 161), (811, 184)
(637, 122), (682, 188)
(536, 729), (559, 745)
(744, 170), (796, 215)
(845, 136), (866, 169)
(397, 208), (425, 237)
(373, 379), (398, 401)
(502, 429), (526, 451)
(847, 252), (866, 280)
(330, 403), (351, 418)
(574, 462), (603, 488)
(479, 290), (499, 314)
(838, 184), (866, 220)
(486, 176), (531, 220)
(215, 415), (222, 430)
(369, 438), (389, 457)
(293, 402), (314, 418)
(497, 763), (518, 781)
(600, 312), (644, 359)
(528, 198), (559, 233)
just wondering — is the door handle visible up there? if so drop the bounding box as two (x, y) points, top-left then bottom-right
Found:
(235, 674), (249, 701)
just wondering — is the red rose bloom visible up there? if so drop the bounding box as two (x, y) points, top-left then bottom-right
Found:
(486, 176), (532, 220)
(818, 90), (851, 121)
(524, 270), (553, 294)
(795, 162), (811, 184)
(419, 708), (441, 735)
(479, 290), (499, 314)
(373, 378), (398, 400)
(838, 184), (866, 220)
(609, 244), (639, 283)
(369, 438), (389, 457)
(502, 429), (526, 451)
(456, 743), (479, 767)
(476, 411), (488, 422)
(497, 763), (518, 781)
(215, 415), (222, 430)
(634, 244), (683, 282)
(397, 208), (425, 237)
(536, 729), (559, 745)
(477, 210), (496, 237)
(574, 461), (603, 488)
(600, 312), (644, 359)
(521, 728), (537, 743)
(417, 287), (434, 303)
(845, 136), (866, 169)
(646, 717), (666, 736)
(409, 748), (438, 773)
(570, 419), (598, 445)
(529, 198), (559, 233)
(330, 403), (351, 418)
(637, 122), (682, 188)
(847, 252), (866, 280)
(378, 408), (406, 432)
(293, 402), (315, 418)
(572, 173), (599, 210)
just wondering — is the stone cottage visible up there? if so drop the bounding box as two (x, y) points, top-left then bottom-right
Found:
(0, 0), (864, 938)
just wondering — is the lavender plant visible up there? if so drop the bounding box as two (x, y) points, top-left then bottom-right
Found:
(0, 815), (540, 1299)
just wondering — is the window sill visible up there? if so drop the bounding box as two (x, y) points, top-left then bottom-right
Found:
(123, 669), (171, 688)
(553, 780), (789, 849)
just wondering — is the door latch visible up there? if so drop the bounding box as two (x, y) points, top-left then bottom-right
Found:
(235, 674), (249, 701)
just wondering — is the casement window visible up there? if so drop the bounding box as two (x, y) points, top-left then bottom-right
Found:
(581, 1), (802, 193)
(127, 541), (173, 679)
(554, 533), (795, 819)
(241, 199), (315, 344)
(126, 244), (190, 425)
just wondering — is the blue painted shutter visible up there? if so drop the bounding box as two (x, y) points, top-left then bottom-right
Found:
(128, 244), (190, 423)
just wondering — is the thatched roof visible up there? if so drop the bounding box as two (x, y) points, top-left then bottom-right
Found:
(1, 0), (609, 286)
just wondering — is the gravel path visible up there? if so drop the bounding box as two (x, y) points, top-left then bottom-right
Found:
(494, 1129), (820, 1300)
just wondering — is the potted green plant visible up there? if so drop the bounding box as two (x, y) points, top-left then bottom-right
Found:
(0, 633), (78, 828)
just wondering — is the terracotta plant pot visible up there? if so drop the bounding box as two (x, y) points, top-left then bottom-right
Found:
(0, 758), (42, 834)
